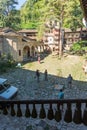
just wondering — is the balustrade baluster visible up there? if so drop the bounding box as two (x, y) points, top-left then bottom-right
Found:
(47, 103), (54, 120)
(17, 104), (22, 117)
(25, 103), (31, 117)
(3, 106), (8, 115)
(39, 104), (46, 119)
(31, 104), (37, 118)
(73, 102), (82, 124)
(54, 103), (61, 122)
(82, 103), (87, 125)
(64, 103), (72, 123)
(10, 104), (15, 116)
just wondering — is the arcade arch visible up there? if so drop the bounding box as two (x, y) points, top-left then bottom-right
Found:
(23, 46), (30, 60)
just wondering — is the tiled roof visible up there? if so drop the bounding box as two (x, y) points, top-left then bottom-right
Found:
(0, 28), (43, 44)
(18, 29), (38, 33)
(0, 27), (20, 36)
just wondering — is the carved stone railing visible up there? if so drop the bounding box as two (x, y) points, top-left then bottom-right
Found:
(0, 99), (87, 125)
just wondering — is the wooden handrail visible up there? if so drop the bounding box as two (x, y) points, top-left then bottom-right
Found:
(0, 99), (87, 104)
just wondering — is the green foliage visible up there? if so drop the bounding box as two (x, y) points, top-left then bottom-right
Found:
(71, 40), (87, 55)
(0, 53), (16, 73)
(0, 0), (83, 35)
(71, 43), (81, 51)
(21, 21), (39, 29)
(19, 0), (83, 39)
(6, 53), (15, 67)
(0, 0), (21, 29)
(7, 53), (13, 61)
(63, 0), (83, 30)
(0, 54), (6, 60)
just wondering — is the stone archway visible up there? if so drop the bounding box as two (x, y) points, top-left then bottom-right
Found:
(23, 46), (30, 60)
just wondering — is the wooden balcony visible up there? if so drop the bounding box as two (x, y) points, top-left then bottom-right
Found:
(0, 99), (87, 125)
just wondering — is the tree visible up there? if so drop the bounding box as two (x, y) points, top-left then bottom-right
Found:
(63, 0), (83, 31)
(0, 0), (20, 29)
(19, 0), (83, 37)
(20, 0), (39, 23)
(35, 0), (66, 40)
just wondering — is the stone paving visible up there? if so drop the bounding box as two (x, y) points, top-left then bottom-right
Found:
(0, 68), (87, 130)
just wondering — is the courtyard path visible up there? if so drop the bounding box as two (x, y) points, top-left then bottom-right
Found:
(0, 53), (87, 130)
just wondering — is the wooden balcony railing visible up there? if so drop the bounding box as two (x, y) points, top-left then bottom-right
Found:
(0, 99), (87, 125)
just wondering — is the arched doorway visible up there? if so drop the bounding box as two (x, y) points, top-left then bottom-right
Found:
(23, 46), (30, 60)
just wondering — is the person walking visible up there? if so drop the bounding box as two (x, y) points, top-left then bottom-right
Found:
(38, 56), (41, 64)
(44, 69), (48, 81)
(58, 89), (64, 99)
(67, 74), (73, 87)
(58, 89), (64, 111)
(36, 69), (40, 82)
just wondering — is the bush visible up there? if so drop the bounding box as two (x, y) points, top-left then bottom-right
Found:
(0, 53), (16, 73)
(70, 40), (87, 55)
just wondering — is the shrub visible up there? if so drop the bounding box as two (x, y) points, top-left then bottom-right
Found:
(0, 53), (16, 73)
(70, 40), (87, 55)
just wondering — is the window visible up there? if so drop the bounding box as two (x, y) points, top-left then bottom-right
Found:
(19, 50), (21, 56)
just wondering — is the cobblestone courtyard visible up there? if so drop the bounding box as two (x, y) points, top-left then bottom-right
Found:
(0, 53), (87, 130)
